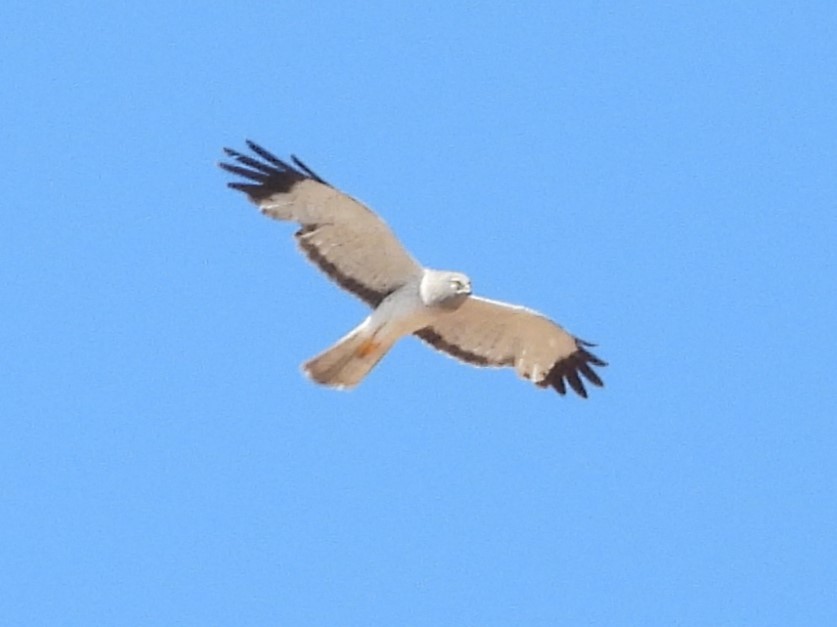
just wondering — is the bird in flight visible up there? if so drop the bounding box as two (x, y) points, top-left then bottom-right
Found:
(220, 141), (606, 398)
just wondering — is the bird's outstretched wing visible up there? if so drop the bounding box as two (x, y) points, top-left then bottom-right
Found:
(416, 296), (607, 397)
(220, 141), (423, 307)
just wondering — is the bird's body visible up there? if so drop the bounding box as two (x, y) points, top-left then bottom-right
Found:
(220, 141), (607, 398)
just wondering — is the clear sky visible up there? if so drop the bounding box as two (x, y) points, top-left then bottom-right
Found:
(2, 2), (835, 625)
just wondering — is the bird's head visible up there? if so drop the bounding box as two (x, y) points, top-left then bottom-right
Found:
(421, 269), (472, 309)
(447, 273), (472, 296)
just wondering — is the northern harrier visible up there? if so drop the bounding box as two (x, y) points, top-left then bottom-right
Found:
(220, 141), (607, 397)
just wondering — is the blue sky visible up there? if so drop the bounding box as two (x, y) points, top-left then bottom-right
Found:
(2, 1), (835, 624)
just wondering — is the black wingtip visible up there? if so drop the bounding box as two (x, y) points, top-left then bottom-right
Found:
(219, 140), (330, 200)
(540, 339), (607, 399)
(244, 140), (286, 168)
(291, 154), (327, 184)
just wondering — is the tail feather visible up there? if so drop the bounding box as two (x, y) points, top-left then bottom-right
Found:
(303, 326), (394, 389)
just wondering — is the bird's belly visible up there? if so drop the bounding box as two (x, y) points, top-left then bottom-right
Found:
(368, 289), (445, 340)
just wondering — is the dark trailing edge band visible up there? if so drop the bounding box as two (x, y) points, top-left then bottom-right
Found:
(295, 225), (392, 308)
(415, 328), (505, 367)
